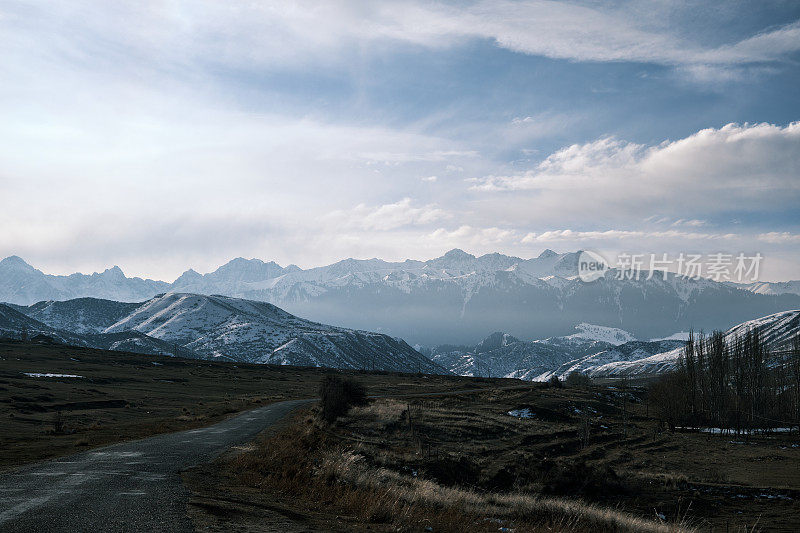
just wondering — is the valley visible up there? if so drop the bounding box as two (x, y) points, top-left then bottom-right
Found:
(0, 340), (510, 470)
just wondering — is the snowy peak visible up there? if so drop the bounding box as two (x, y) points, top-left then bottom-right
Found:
(210, 257), (286, 282)
(0, 257), (167, 305)
(516, 250), (579, 278)
(98, 292), (442, 372)
(474, 331), (521, 353)
(98, 266), (126, 280)
(0, 255), (36, 272)
(566, 323), (637, 345)
(729, 280), (800, 297)
(442, 248), (474, 261)
(173, 268), (202, 285)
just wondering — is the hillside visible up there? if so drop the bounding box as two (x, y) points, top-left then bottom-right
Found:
(430, 325), (625, 379)
(590, 309), (800, 377)
(0, 303), (194, 358)
(11, 294), (443, 373)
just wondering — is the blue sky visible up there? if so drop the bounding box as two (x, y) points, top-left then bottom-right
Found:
(0, 1), (798, 280)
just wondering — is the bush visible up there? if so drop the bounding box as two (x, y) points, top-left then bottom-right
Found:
(548, 375), (563, 388)
(52, 411), (64, 434)
(565, 371), (592, 388)
(319, 375), (368, 423)
(539, 459), (625, 498)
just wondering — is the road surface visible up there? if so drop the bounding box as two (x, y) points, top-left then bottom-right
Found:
(0, 399), (312, 532)
(0, 385), (526, 532)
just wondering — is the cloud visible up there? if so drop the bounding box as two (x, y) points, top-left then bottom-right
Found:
(471, 122), (800, 220)
(354, 150), (478, 164)
(758, 232), (800, 244)
(4, 1), (798, 82)
(1, 3), (799, 280)
(427, 225), (519, 248)
(422, 176), (438, 182)
(326, 198), (450, 231)
(521, 229), (737, 243)
(671, 219), (706, 228)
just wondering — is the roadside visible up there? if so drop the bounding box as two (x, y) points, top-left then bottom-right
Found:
(184, 382), (800, 532)
(0, 340), (519, 470)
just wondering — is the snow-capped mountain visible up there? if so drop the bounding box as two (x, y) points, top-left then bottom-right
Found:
(3, 252), (800, 347)
(726, 280), (800, 297)
(8, 298), (139, 334)
(0, 303), (195, 358)
(429, 325), (627, 380)
(0, 304), (85, 345)
(11, 293), (442, 373)
(0, 256), (167, 305)
(539, 340), (687, 381)
(559, 323), (637, 345)
(589, 309), (800, 377)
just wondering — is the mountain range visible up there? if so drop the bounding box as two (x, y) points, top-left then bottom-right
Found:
(3, 293), (796, 382)
(427, 324), (684, 380)
(2, 252), (800, 347)
(582, 309), (800, 378)
(2, 294), (442, 373)
(427, 309), (799, 381)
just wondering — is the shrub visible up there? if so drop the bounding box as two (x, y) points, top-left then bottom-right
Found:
(565, 371), (592, 388)
(539, 459), (625, 498)
(319, 375), (368, 423)
(52, 411), (64, 434)
(548, 375), (563, 388)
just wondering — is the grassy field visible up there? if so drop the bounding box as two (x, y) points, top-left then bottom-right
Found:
(184, 381), (800, 532)
(0, 340), (517, 471)
(4, 340), (798, 531)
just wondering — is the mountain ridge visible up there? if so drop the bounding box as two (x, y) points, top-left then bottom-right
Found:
(588, 309), (800, 377)
(8, 293), (443, 374)
(3, 253), (800, 346)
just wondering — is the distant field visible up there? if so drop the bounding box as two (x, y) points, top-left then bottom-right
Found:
(0, 340), (517, 470)
(185, 382), (800, 532)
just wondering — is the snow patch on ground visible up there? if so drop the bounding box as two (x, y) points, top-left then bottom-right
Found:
(23, 372), (83, 378)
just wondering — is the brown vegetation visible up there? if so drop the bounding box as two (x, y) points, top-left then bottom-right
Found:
(185, 379), (800, 532)
(226, 407), (682, 532)
(0, 340), (516, 470)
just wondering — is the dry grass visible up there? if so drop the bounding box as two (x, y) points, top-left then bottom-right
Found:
(0, 340), (517, 470)
(214, 386), (800, 531)
(230, 408), (689, 532)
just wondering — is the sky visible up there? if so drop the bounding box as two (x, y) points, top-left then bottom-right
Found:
(0, 0), (799, 281)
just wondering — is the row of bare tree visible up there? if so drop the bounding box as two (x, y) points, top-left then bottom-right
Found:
(651, 330), (800, 435)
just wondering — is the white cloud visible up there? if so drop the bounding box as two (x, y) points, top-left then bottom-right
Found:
(521, 229), (737, 243)
(1, 3), (798, 280)
(427, 225), (519, 248)
(471, 122), (800, 220)
(758, 232), (800, 244)
(326, 199), (449, 231)
(4, 1), (798, 82)
(422, 175), (438, 182)
(671, 219), (706, 228)
(355, 150), (478, 164)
